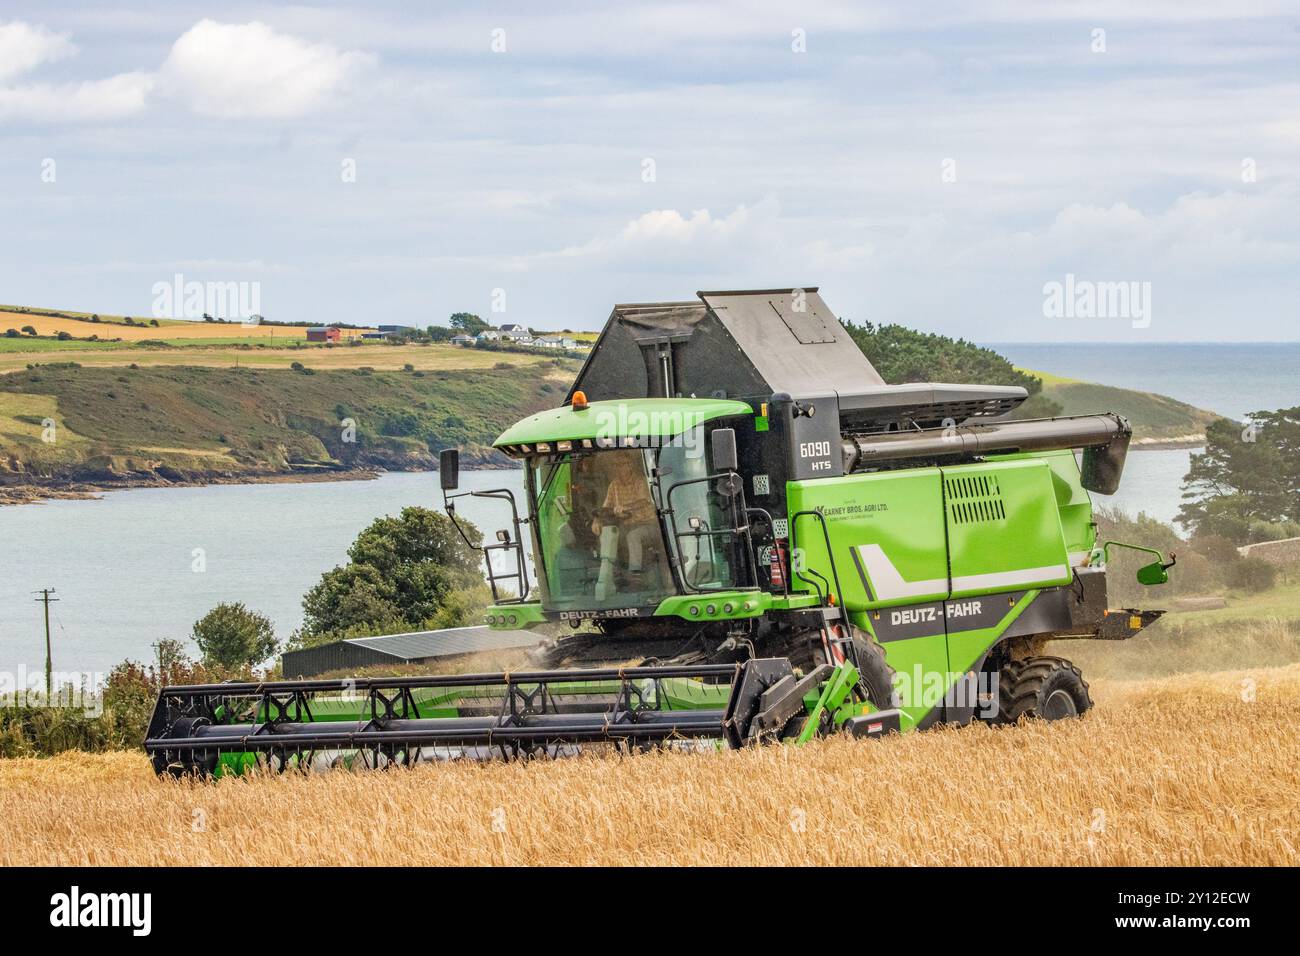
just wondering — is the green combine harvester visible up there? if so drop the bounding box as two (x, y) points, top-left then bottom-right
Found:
(145, 288), (1173, 775)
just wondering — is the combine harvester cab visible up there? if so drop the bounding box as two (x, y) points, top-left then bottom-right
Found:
(145, 287), (1173, 775)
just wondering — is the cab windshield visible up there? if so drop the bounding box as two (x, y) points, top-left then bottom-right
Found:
(531, 443), (743, 610)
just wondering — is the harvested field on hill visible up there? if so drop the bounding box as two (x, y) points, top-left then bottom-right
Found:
(2, 665), (1296, 867)
(0, 343), (556, 374)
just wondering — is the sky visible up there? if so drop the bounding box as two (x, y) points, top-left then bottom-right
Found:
(1, 1), (1298, 342)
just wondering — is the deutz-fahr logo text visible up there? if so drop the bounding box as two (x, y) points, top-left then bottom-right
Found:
(558, 608), (641, 621)
(891, 607), (939, 625)
(890, 601), (983, 626)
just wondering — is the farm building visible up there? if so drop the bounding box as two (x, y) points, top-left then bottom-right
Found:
(450, 334), (475, 346)
(281, 625), (543, 678)
(306, 326), (341, 342)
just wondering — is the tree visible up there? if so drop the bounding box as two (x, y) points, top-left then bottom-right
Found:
(1180, 408), (1299, 543)
(298, 507), (488, 640)
(153, 637), (190, 673)
(841, 320), (1060, 417)
(191, 603), (278, 668)
(21, 325), (36, 335)
(448, 312), (490, 335)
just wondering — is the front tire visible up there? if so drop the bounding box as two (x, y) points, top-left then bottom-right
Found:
(780, 626), (897, 711)
(993, 656), (1092, 724)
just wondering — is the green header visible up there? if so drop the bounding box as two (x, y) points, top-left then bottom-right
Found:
(493, 397), (753, 447)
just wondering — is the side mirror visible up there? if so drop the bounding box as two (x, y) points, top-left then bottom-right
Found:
(439, 448), (460, 491)
(1137, 561), (1168, 586)
(711, 428), (738, 472)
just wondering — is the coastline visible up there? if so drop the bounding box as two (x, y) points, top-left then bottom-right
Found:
(1131, 434), (1206, 451)
(0, 467), (392, 507)
(0, 443), (1194, 507)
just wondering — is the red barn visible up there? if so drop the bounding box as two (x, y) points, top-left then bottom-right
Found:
(306, 327), (341, 342)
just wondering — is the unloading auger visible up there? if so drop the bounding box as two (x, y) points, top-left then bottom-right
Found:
(143, 658), (891, 776)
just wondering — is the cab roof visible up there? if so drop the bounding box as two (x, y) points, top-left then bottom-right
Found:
(493, 397), (752, 454)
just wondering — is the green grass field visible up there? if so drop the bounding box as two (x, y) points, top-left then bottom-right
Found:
(0, 358), (580, 482)
(1163, 578), (1300, 625)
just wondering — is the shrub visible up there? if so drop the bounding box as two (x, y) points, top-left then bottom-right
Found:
(191, 602), (279, 668)
(1227, 556), (1279, 593)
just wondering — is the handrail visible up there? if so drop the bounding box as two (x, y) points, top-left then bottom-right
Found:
(788, 509), (845, 609)
(663, 472), (759, 593)
(444, 486), (531, 603)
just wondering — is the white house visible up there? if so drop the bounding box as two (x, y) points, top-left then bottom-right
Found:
(535, 335), (577, 349)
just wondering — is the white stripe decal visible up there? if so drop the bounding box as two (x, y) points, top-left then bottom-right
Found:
(855, 544), (1069, 601)
(855, 545), (948, 600)
(951, 564), (1070, 591)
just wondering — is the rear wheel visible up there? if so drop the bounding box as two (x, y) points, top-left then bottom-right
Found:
(993, 656), (1092, 724)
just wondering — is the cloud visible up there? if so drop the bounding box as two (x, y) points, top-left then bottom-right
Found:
(158, 20), (373, 119)
(0, 72), (154, 122)
(0, 18), (147, 122)
(0, 20), (76, 82)
(543, 201), (782, 269)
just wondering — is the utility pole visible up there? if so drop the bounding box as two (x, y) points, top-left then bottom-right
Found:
(33, 588), (58, 698)
(149, 640), (170, 679)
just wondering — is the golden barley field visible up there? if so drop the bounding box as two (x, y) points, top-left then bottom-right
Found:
(0, 309), (355, 342)
(1, 665), (1296, 867)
